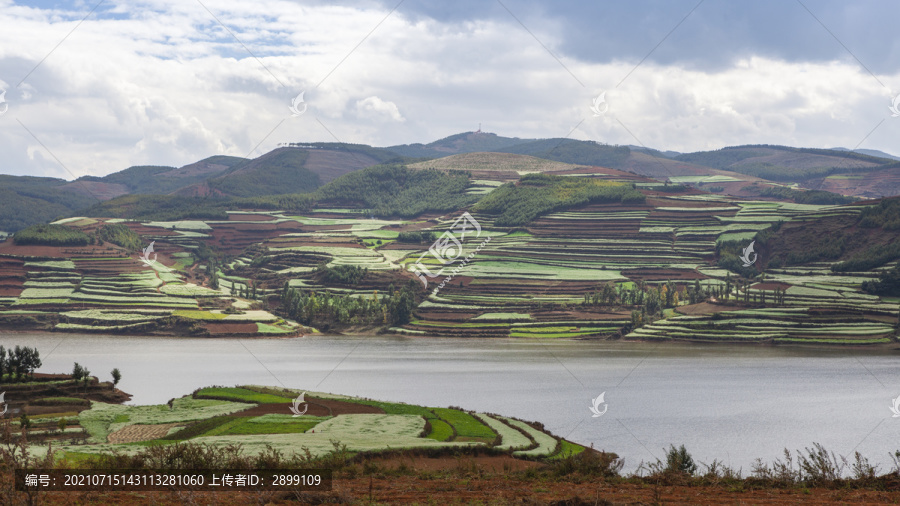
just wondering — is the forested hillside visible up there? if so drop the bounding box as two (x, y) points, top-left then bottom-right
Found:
(84, 163), (475, 221)
(78, 155), (246, 195)
(758, 196), (900, 271)
(473, 173), (644, 226)
(315, 164), (475, 217)
(674, 145), (896, 181)
(0, 175), (97, 233)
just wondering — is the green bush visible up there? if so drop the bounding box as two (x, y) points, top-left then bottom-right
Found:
(663, 444), (697, 475)
(551, 448), (622, 477)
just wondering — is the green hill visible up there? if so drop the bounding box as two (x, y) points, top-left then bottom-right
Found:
(200, 149), (319, 198)
(674, 145), (895, 181)
(315, 164), (475, 217)
(83, 162), (475, 221)
(75, 156), (246, 196)
(0, 175), (97, 233)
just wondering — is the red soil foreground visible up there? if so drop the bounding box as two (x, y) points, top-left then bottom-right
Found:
(30, 470), (900, 505)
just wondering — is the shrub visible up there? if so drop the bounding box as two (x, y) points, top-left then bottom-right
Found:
(666, 444), (698, 475)
(551, 450), (623, 477)
(644, 444), (697, 478)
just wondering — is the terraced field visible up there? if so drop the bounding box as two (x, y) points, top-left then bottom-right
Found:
(2, 161), (895, 345)
(58, 385), (579, 462)
(181, 174), (899, 343)
(0, 217), (297, 336)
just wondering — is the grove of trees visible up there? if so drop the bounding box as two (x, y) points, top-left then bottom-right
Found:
(0, 346), (42, 381)
(281, 280), (418, 327)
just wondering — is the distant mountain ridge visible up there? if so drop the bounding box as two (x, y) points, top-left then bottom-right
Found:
(830, 147), (900, 161)
(3, 131), (900, 232)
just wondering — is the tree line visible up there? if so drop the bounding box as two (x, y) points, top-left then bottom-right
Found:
(578, 277), (789, 330)
(281, 280), (418, 327)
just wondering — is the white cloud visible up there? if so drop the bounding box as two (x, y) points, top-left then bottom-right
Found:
(0, 1), (898, 179)
(355, 96), (404, 122)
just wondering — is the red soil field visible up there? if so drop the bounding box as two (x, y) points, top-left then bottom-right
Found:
(644, 197), (734, 208)
(676, 302), (744, 315)
(552, 165), (655, 180)
(122, 223), (182, 237)
(203, 323), (260, 335)
(622, 268), (707, 281)
(0, 241), (119, 258)
(225, 397), (385, 418)
(226, 213), (278, 221)
(751, 282), (793, 291)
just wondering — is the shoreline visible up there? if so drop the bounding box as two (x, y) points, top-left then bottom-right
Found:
(2, 326), (898, 352)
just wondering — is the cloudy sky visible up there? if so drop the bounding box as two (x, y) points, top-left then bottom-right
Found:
(0, 0), (898, 179)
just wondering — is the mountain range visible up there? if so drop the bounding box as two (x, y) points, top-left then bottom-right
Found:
(2, 131), (900, 233)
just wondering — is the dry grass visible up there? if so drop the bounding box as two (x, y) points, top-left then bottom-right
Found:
(107, 423), (182, 443)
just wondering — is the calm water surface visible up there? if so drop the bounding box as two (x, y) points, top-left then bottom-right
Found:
(3, 332), (900, 473)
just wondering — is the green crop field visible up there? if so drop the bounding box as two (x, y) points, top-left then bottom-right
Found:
(432, 408), (497, 441)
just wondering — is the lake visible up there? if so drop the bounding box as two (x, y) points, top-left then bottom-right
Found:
(3, 332), (900, 474)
